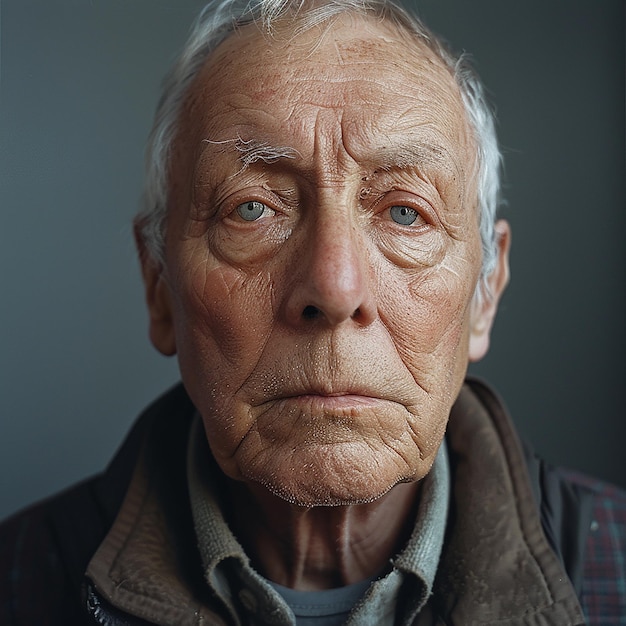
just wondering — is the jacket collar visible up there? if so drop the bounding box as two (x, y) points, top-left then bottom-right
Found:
(428, 379), (584, 624)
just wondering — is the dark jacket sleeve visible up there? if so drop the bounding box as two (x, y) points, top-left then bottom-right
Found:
(0, 478), (109, 624)
(0, 384), (191, 626)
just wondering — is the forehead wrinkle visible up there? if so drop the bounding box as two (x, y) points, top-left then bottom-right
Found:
(289, 73), (412, 106)
(308, 106), (364, 183)
(186, 24), (474, 191)
(340, 113), (465, 178)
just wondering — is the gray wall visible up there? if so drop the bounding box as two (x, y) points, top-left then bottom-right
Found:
(1, 0), (624, 520)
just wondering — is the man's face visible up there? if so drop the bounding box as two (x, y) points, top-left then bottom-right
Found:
(146, 16), (488, 506)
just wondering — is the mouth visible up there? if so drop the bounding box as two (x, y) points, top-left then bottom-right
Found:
(253, 380), (411, 419)
(245, 352), (419, 412)
(276, 392), (385, 410)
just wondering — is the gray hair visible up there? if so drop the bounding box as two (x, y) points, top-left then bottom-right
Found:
(136, 0), (502, 298)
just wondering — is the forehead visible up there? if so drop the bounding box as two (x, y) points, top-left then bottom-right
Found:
(178, 14), (474, 182)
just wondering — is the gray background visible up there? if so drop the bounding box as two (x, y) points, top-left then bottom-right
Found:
(1, 0), (624, 520)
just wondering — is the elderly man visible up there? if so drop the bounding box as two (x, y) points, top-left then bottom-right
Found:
(1, 0), (625, 624)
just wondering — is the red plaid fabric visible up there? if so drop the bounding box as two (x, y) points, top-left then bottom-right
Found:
(562, 469), (626, 624)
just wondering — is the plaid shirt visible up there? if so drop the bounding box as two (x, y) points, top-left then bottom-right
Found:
(561, 469), (626, 624)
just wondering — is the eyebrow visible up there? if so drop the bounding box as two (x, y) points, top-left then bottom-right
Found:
(200, 133), (462, 181)
(371, 138), (458, 173)
(201, 135), (300, 171)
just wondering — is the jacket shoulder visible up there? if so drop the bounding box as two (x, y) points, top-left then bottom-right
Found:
(465, 377), (626, 623)
(0, 477), (106, 624)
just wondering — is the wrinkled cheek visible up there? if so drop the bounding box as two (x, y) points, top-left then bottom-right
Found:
(171, 260), (275, 455)
(382, 269), (473, 396)
(177, 262), (274, 366)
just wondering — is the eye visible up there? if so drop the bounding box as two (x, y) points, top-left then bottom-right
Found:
(389, 205), (419, 225)
(235, 200), (274, 221)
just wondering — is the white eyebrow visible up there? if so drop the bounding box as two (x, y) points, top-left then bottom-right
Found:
(202, 135), (300, 171)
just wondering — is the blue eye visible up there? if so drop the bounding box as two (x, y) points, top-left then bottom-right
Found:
(390, 205), (418, 225)
(236, 201), (268, 221)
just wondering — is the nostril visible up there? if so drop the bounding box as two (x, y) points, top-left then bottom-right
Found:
(302, 305), (320, 320)
(352, 307), (361, 319)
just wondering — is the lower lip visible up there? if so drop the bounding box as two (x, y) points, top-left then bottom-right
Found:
(278, 394), (383, 410)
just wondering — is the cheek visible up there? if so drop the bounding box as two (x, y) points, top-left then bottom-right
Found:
(185, 263), (272, 349)
(378, 255), (477, 395)
(171, 255), (276, 413)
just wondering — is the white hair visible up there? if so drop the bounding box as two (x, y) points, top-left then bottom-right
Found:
(136, 0), (503, 299)
(202, 136), (301, 173)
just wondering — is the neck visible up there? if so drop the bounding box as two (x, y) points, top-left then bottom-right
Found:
(226, 480), (421, 590)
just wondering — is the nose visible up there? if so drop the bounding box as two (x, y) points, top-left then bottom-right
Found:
(283, 208), (377, 329)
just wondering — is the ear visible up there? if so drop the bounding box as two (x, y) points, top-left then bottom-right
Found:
(468, 219), (511, 362)
(134, 222), (177, 356)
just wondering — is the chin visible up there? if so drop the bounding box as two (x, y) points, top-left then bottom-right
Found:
(238, 441), (427, 508)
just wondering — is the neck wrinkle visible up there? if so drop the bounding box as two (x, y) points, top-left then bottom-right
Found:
(226, 475), (422, 590)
